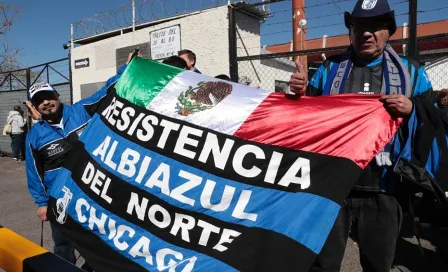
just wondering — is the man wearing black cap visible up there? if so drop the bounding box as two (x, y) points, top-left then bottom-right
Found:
(289, 0), (434, 271)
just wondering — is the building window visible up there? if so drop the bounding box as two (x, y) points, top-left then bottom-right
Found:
(275, 80), (289, 93)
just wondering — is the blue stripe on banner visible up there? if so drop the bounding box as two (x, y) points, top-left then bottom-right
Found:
(51, 168), (236, 272)
(76, 114), (340, 254)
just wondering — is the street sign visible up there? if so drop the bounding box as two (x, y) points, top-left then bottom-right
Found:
(150, 25), (181, 60)
(74, 58), (89, 69)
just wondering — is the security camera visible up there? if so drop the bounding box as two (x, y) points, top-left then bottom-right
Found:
(62, 43), (71, 50)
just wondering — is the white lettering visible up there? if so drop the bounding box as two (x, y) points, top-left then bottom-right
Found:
(92, 136), (111, 162)
(137, 115), (158, 142)
(76, 198), (89, 223)
(170, 170), (202, 206)
(156, 248), (183, 271)
(91, 169), (106, 195)
(128, 113), (145, 136)
(213, 229), (241, 252)
(198, 133), (234, 170)
(145, 163), (171, 195)
(101, 177), (113, 204)
(157, 120), (180, 149)
(118, 148), (141, 177)
(232, 190), (258, 222)
(108, 218), (117, 239)
(89, 206), (107, 235)
(101, 97), (115, 119)
(148, 204), (171, 229)
(200, 180), (235, 212)
(135, 156), (152, 184)
(104, 140), (119, 170)
(170, 213), (195, 242)
(277, 157), (311, 189)
(232, 145), (265, 178)
(117, 107), (135, 131)
(174, 125), (203, 159)
(81, 162), (95, 184)
(108, 100), (123, 126)
(127, 192), (148, 221)
(197, 220), (220, 247)
(113, 225), (136, 251)
(264, 151), (283, 184)
(129, 236), (154, 265)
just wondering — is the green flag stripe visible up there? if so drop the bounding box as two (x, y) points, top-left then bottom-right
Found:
(115, 57), (183, 107)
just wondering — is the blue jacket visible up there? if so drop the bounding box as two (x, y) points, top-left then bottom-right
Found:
(25, 65), (127, 207)
(308, 55), (433, 98)
(308, 54), (434, 192)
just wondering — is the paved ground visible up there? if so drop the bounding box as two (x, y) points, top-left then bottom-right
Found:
(0, 155), (447, 271)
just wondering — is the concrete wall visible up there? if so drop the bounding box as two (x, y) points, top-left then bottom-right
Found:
(426, 57), (448, 91)
(71, 6), (230, 103)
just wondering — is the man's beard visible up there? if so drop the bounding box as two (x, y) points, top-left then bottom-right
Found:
(42, 104), (62, 123)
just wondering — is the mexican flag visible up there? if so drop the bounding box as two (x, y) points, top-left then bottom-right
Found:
(48, 57), (400, 272)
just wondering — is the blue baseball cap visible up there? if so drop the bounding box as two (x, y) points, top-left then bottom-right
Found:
(344, 0), (397, 35)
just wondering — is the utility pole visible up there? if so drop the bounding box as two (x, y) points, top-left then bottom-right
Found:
(408, 0), (418, 59)
(292, 0), (307, 70)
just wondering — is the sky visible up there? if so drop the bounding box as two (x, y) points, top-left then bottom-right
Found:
(3, 0), (447, 68)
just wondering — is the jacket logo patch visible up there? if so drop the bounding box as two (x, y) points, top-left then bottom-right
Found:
(47, 145), (64, 157)
(47, 143), (60, 150)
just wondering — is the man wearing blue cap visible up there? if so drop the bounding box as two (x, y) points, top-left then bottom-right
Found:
(290, 0), (434, 271)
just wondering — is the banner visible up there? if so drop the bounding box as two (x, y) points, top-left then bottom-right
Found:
(47, 58), (400, 272)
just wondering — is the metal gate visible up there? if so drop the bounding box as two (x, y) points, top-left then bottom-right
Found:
(0, 58), (71, 155)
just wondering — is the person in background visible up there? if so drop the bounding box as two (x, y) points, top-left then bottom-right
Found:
(162, 56), (188, 69)
(7, 105), (26, 161)
(25, 52), (138, 271)
(289, 0), (434, 271)
(178, 49), (201, 73)
(215, 74), (231, 81)
(437, 89), (448, 119)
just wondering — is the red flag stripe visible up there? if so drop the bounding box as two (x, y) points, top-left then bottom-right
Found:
(234, 93), (401, 169)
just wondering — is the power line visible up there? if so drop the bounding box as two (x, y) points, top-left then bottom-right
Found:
(390, 0), (408, 4)
(330, 0), (344, 13)
(418, 5), (448, 13)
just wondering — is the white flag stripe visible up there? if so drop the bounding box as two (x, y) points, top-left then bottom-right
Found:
(147, 71), (270, 135)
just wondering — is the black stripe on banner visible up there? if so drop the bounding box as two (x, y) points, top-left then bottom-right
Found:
(47, 200), (147, 272)
(23, 252), (84, 272)
(92, 87), (361, 204)
(63, 144), (317, 272)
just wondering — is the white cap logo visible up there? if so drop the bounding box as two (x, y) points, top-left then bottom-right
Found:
(29, 82), (56, 99)
(362, 0), (378, 10)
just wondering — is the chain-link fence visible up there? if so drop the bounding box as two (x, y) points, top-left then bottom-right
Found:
(0, 58), (71, 155)
(233, 0), (448, 93)
(237, 34), (448, 94)
(422, 34), (448, 95)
